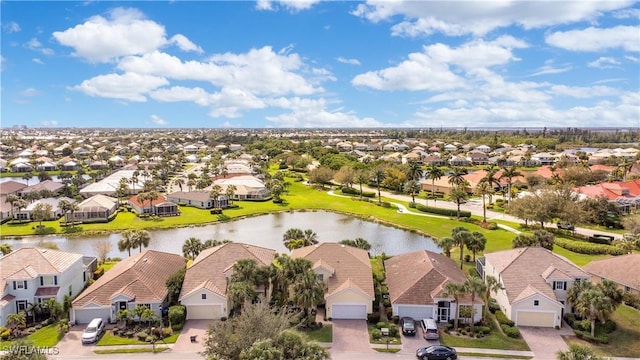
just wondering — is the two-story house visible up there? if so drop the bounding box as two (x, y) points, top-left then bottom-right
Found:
(0, 247), (95, 327)
(480, 247), (589, 327)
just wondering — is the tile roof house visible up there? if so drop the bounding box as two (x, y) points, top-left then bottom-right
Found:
(573, 179), (640, 213)
(480, 247), (589, 327)
(72, 195), (118, 222)
(166, 191), (214, 209)
(13, 197), (75, 221)
(385, 250), (482, 323)
(127, 194), (178, 216)
(0, 181), (28, 196)
(1, 247), (95, 327)
(583, 254), (640, 296)
(18, 180), (64, 197)
(179, 243), (276, 320)
(72, 250), (186, 324)
(213, 175), (271, 201)
(291, 243), (374, 320)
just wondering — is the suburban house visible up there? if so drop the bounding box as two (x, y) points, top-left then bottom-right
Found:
(166, 191), (215, 209)
(583, 254), (640, 296)
(291, 243), (374, 320)
(574, 179), (640, 213)
(72, 195), (118, 222)
(480, 247), (590, 327)
(213, 175), (271, 201)
(71, 250), (186, 324)
(385, 250), (483, 323)
(18, 180), (64, 197)
(13, 197), (75, 221)
(179, 243), (276, 320)
(0, 247), (95, 327)
(79, 170), (145, 197)
(127, 194), (179, 216)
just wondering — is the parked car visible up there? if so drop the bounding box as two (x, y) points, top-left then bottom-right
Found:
(420, 318), (439, 340)
(557, 221), (575, 230)
(400, 317), (416, 336)
(81, 318), (105, 344)
(416, 345), (457, 360)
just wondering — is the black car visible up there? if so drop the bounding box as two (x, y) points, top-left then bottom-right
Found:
(400, 317), (416, 335)
(557, 221), (575, 231)
(416, 345), (457, 360)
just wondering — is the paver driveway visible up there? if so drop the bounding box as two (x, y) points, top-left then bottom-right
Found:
(331, 319), (371, 352)
(54, 324), (98, 358)
(171, 319), (214, 353)
(519, 325), (573, 359)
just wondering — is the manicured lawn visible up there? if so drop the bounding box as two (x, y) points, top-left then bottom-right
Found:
(367, 325), (402, 345)
(300, 324), (332, 342)
(96, 332), (147, 346)
(0, 324), (63, 347)
(564, 305), (640, 358)
(94, 348), (169, 354)
(101, 261), (118, 272)
(440, 314), (530, 351)
(458, 353), (532, 359)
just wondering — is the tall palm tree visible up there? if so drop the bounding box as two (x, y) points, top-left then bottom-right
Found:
(483, 275), (502, 318)
(227, 281), (256, 313)
(371, 166), (386, 205)
(118, 230), (136, 256)
(173, 177), (185, 192)
(302, 229), (318, 246)
(450, 184), (469, 219)
(574, 288), (614, 337)
(283, 228), (305, 250)
(406, 161), (423, 182)
(482, 165), (501, 203)
(355, 170), (369, 199)
(133, 229), (151, 253)
(615, 157), (634, 182)
(598, 279), (623, 308)
(182, 237), (203, 260)
(474, 181), (493, 223)
(403, 180), (421, 204)
(467, 231), (487, 262)
(146, 190), (159, 215)
(209, 185), (222, 208)
(463, 277), (486, 334)
(452, 226), (472, 270)
(500, 165), (522, 203)
(424, 164), (444, 205)
(289, 270), (325, 326)
(436, 237), (455, 257)
(5, 194), (19, 220)
(444, 282), (466, 331)
(225, 184), (237, 205)
(448, 167), (467, 187)
(22, 172), (33, 186)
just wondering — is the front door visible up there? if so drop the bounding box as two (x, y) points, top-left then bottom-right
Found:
(437, 301), (450, 322)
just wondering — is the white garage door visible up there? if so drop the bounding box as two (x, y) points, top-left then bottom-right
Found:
(186, 305), (223, 320)
(331, 304), (367, 319)
(397, 305), (434, 320)
(74, 308), (111, 324)
(516, 311), (555, 327)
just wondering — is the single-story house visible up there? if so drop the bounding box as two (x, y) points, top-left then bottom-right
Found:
(72, 195), (118, 222)
(385, 250), (482, 323)
(79, 170), (145, 197)
(18, 180), (64, 198)
(0, 181), (27, 196)
(71, 250), (186, 324)
(213, 175), (271, 201)
(13, 197), (75, 221)
(127, 194), (178, 216)
(166, 191), (215, 209)
(291, 243), (374, 320)
(179, 243), (276, 320)
(583, 254), (640, 296)
(480, 247), (589, 327)
(1, 247), (94, 327)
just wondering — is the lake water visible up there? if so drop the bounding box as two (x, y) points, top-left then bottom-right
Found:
(0, 211), (440, 258)
(0, 175), (90, 185)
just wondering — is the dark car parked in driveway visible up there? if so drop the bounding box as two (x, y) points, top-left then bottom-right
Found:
(416, 345), (457, 360)
(400, 317), (416, 335)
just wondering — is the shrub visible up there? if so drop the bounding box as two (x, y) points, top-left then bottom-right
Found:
(93, 267), (105, 280)
(408, 202), (417, 208)
(488, 299), (500, 314)
(486, 222), (498, 230)
(169, 305), (186, 328)
(136, 331), (148, 341)
(501, 325), (520, 338)
(385, 307), (393, 320)
(125, 330), (135, 338)
(575, 330), (609, 344)
(367, 313), (380, 324)
(161, 327), (172, 338)
(468, 268), (479, 277)
(564, 313), (576, 328)
(220, 317), (227, 322)
(370, 328), (382, 340)
(476, 326), (491, 335)
(1, 329), (10, 340)
(464, 254), (471, 263)
(413, 203), (471, 218)
(554, 238), (625, 255)
(495, 311), (514, 326)
(145, 336), (154, 342)
(574, 319), (591, 332)
(602, 319), (616, 333)
(623, 292), (640, 310)
(382, 299), (391, 308)
(388, 324), (399, 337)
(376, 321), (387, 329)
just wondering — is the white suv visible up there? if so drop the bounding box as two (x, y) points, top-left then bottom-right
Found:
(82, 318), (105, 344)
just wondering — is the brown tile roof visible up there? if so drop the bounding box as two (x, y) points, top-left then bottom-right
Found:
(167, 191), (210, 202)
(128, 194), (170, 207)
(0, 181), (27, 195)
(179, 243), (276, 300)
(583, 254), (640, 291)
(0, 294), (15, 307)
(73, 250), (186, 307)
(35, 287), (60, 297)
(20, 180), (64, 194)
(1, 247), (84, 281)
(484, 247), (588, 304)
(291, 243), (374, 299)
(385, 250), (467, 306)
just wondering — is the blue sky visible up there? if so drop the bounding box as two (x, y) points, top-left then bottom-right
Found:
(1, 1), (639, 129)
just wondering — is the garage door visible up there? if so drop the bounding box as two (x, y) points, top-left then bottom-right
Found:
(397, 305), (434, 320)
(331, 304), (367, 319)
(74, 308), (111, 324)
(186, 305), (223, 320)
(516, 311), (555, 327)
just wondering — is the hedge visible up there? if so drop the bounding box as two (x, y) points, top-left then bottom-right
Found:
(500, 324), (520, 338)
(554, 238), (625, 255)
(575, 329), (609, 344)
(414, 203), (471, 218)
(340, 186), (376, 198)
(495, 310), (515, 326)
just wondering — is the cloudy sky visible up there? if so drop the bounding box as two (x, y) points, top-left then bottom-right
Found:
(1, 1), (639, 128)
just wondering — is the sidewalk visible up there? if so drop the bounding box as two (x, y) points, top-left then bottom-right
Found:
(455, 346), (534, 357)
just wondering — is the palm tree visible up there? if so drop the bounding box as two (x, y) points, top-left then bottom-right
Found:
(598, 279), (623, 308)
(133, 229), (151, 253)
(173, 177), (185, 192)
(613, 234), (640, 254)
(209, 185), (222, 208)
(146, 190), (159, 215)
(403, 180), (421, 204)
(483, 275), (502, 318)
(118, 230), (136, 256)
(467, 231), (486, 262)
(452, 226), (472, 270)
(449, 184), (469, 219)
(500, 165), (522, 203)
(225, 184), (237, 205)
(424, 164), (444, 205)
(5, 194), (19, 220)
(6, 311), (26, 334)
(482, 165), (501, 203)
(355, 170), (369, 199)
(463, 277), (486, 334)
(22, 172), (33, 186)
(557, 344), (604, 360)
(474, 181), (493, 223)
(371, 166), (386, 205)
(574, 287), (614, 337)
(406, 161), (423, 182)
(228, 281), (256, 313)
(289, 270), (325, 326)
(0, 243), (12, 255)
(283, 228), (305, 250)
(444, 282), (466, 331)
(615, 157), (634, 182)
(448, 167), (467, 187)
(436, 237), (455, 257)
(182, 237), (203, 260)
(13, 198), (28, 221)
(302, 229), (319, 246)
(339, 238), (371, 251)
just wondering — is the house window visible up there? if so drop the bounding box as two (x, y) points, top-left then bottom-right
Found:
(202, 293), (207, 300)
(138, 303), (151, 309)
(553, 281), (567, 291)
(68, 285), (72, 296)
(317, 274), (324, 281)
(16, 300), (27, 312)
(16, 281), (26, 289)
(625, 286), (631, 293)
(534, 300), (539, 306)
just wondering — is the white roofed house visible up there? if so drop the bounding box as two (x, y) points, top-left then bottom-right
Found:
(213, 175), (271, 201)
(0, 248), (95, 327)
(72, 195), (118, 223)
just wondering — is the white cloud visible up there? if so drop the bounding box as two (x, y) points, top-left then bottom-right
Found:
(625, 55), (639, 62)
(169, 34), (203, 54)
(265, 97), (383, 127)
(256, 0), (322, 12)
(3, 21), (21, 33)
(548, 85), (621, 98)
(588, 57), (621, 69)
(40, 120), (59, 127)
(150, 114), (168, 125)
(529, 64), (572, 77)
(72, 72), (168, 101)
(20, 87), (42, 97)
(352, 1), (634, 37)
(546, 26), (640, 52)
(336, 56), (361, 65)
(32, 58), (44, 65)
(53, 7), (168, 62)
(24, 38), (56, 56)
(612, 7), (640, 19)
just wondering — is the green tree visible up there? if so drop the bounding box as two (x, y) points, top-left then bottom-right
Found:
(165, 267), (187, 307)
(334, 165), (356, 188)
(5, 194), (19, 220)
(613, 234), (640, 254)
(448, 167), (467, 187)
(116, 309), (132, 328)
(339, 238), (371, 251)
(557, 343), (603, 360)
(403, 180), (421, 204)
(182, 237), (203, 260)
(483, 275), (502, 318)
(444, 282), (466, 331)
(45, 298), (63, 322)
(173, 177), (185, 192)
(452, 226), (472, 270)
(21, 172), (33, 186)
(32, 202), (53, 227)
(463, 276), (486, 333)
(228, 282), (257, 313)
(450, 184), (469, 219)
(209, 185), (223, 208)
(240, 330), (330, 360)
(500, 165), (522, 203)
(355, 170), (369, 200)
(118, 230), (136, 257)
(482, 165), (501, 203)
(288, 271), (325, 326)
(574, 287), (614, 337)
(424, 163), (444, 205)
(225, 184), (237, 205)
(282, 228), (317, 250)
(474, 180), (494, 223)
(436, 237), (455, 258)
(406, 161), (423, 181)
(371, 166), (386, 205)
(0, 243), (13, 255)
(466, 231), (486, 262)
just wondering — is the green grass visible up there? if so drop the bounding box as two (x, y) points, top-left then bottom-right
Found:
(161, 333), (179, 344)
(564, 304), (640, 358)
(458, 353), (532, 359)
(370, 257), (384, 281)
(300, 324), (332, 342)
(0, 324), (63, 348)
(440, 314), (530, 351)
(94, 348), (169, 354)
(367, 325), (402, 345)
(101, 261), (118, 272)
(96, 332), (147, 346)
(373, 348), (401, 353)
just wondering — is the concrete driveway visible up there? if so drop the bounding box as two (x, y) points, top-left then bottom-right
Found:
(331, 319), (371, 352)
(519, 326), (572, 359)
(54, 324), (98, 357)
(400, 323), (440, 355)
(171, 319), (214, 353)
